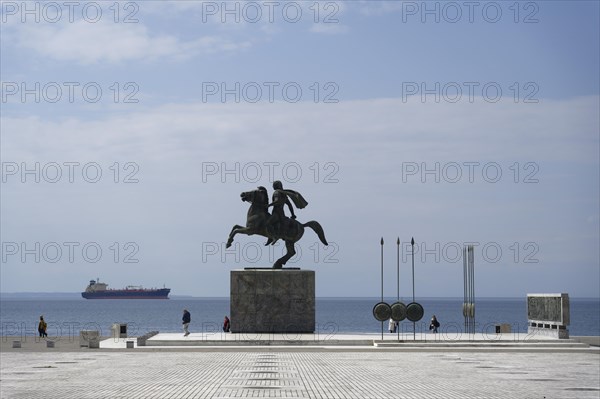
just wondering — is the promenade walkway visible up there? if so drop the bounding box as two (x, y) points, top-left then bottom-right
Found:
(2, 334), (599, 398)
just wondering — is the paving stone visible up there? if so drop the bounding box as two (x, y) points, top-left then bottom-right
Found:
(1, 351), (599, 398)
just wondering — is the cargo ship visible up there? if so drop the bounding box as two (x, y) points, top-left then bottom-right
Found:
(81, 279), (170, 299)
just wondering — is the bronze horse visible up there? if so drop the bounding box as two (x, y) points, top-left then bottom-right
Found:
(226, 188), (328, 268)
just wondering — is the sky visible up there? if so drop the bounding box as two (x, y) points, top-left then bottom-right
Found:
(0, 1), (598, 298)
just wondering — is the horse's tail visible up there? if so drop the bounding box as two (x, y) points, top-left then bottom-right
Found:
(302, 221), (328, 246)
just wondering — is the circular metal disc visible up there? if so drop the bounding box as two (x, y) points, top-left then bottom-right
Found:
(390, 302), (407, 322)
(372, 302), (391, 322)
(406, 302), (424, 322)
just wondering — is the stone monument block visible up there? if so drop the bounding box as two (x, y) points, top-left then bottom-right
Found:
(527, 293), (570, 339)
(230, 269), (315, 333)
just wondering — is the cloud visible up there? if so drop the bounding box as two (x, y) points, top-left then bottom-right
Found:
(2, 96), (598, 296)
(309, 24), (349, 35)
(11, 20), (251, 65)
(2, 96), (598, 163)
(141, 1), (212, 15)
(357, 1), (404, 16)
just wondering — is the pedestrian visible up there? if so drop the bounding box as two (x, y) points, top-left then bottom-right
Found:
(182, 309), (191, 337)
(429, 315), (440, 333)
(388, 318), (397, 333)
(223, 316), (230, 333)
(38, 316), (48, 338)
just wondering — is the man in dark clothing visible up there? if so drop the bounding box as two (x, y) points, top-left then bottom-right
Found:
(182, 309), (191, 336)
(38, 316), (48, 338)
(429, 315), (440, 333)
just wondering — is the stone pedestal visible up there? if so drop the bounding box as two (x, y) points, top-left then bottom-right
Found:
(230, 269), (315, 333)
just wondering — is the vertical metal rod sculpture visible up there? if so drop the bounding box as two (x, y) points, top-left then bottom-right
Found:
(463, 245), (475, 336)
(472, 245), (475, 335)
(411, 237), (415, 340)
(396, 237), (400, 341)
(380, 237), (384, 341)
(463, 246), (467, 334)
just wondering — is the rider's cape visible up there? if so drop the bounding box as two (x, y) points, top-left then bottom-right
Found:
(281, 189), (308, 209)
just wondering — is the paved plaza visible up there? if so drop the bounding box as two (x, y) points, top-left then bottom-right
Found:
(2, 346), (599, 398)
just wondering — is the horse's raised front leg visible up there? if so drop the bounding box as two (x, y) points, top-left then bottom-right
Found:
(226, 224), (245, 248)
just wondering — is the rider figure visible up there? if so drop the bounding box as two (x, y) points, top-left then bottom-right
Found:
(266, 180), (295, 245)
(265, 181), (307, 245)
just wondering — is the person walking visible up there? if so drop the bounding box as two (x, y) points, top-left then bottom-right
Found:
(388, 318), (397, 333)
(223, 316), (230, 333)
(38, 316), (48, 338)
(182, 309), (191, 337)
(429, 315), (440, 333)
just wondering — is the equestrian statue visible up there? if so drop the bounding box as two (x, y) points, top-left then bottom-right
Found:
(226, 181), (328, 269)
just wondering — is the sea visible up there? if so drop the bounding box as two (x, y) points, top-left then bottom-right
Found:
(1, 297), (598, 339)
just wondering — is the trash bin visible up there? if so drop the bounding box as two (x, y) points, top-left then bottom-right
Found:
(495, 324), (511, 333)
(46, 340), (55, 348)
(126, 340), (134, 348)
(111, 323), (127, 338)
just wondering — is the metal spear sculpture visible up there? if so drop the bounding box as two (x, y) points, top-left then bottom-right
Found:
(411, 237), (416, 339)
(372, 238), (392, 340)
(405, 237), (424, 341)
(380, 237), (384, 339)
(390, 239), (407, 341)
(372, 237), (416, 341)
(396, 238), (400, 341)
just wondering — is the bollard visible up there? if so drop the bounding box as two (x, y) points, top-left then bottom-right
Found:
(495, 324), (511, 334)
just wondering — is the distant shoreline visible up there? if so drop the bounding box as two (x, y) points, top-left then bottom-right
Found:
(0, 293), (198, 300)
(2, 293), (599, 300)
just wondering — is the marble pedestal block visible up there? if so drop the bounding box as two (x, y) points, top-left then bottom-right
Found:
(230, 269), (315, 333)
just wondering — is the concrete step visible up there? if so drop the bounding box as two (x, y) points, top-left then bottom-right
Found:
(373, 346), (599, 354)
(373, 340), (600, 353)
(146, 339), (375, 347)
(374, 340), (590, 348)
